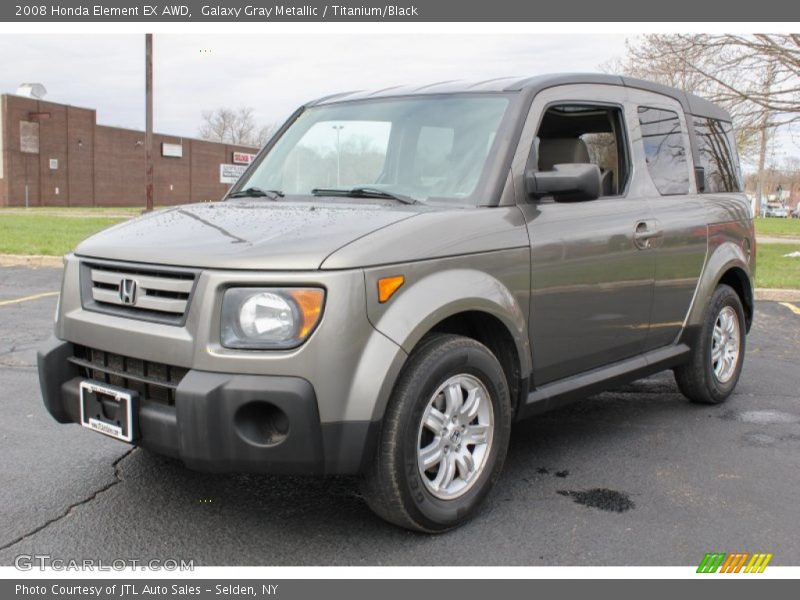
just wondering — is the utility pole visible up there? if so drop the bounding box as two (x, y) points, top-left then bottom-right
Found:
(754, 61), (775, 218)
(145, 33), (154, 212)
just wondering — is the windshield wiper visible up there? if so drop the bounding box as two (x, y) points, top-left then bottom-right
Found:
(311, 187), (419, 205)
(228, 187), (284, 199)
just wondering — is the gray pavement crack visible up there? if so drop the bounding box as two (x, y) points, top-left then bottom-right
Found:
(0, 447), (136, 553)
(0, 363), (36, 370)
(0, 347), (20, 360)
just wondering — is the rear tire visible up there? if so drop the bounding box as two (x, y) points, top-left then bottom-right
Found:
(674, 284), (746, 404)
(362, 334), (512, 532)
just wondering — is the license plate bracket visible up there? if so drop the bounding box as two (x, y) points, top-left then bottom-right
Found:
(79, 381), (138, 443)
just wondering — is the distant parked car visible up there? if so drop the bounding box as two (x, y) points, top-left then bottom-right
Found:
(765, 206), (788, 218)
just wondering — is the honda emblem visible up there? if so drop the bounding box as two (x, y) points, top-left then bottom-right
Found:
(119, 278), (138, 306)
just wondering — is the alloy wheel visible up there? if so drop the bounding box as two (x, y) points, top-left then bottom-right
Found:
(711, 305), (740, 384)
(416, 374), (494, 500)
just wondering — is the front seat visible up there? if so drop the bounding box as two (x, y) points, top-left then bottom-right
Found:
(538, 137), (614, 196)
(538, 137), (591, 171)
(600, 169), (615, 196)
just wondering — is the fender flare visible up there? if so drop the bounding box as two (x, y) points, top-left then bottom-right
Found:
(365, 268), (532, 421)
(685, 240), (754, 330)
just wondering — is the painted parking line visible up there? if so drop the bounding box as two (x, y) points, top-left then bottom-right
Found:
(0, 291), (59, 307)
(779, 302), (800, 316)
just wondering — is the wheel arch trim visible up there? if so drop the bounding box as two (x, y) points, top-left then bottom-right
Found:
(684, 241), (754, 331)
(363, 267), (532, 421)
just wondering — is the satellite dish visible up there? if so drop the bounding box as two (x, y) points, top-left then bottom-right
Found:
(16, 83), (47, 99)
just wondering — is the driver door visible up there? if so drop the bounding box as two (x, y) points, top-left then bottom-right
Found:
(512, 85), (656, 384)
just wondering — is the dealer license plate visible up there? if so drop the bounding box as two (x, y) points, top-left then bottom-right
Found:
(79, 381), (138, 443)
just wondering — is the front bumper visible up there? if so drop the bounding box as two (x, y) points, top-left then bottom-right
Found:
(38, 337), (378, 475)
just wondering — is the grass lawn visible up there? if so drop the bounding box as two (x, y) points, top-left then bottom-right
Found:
(1, 209), (798, 289)
(754, 217), (800, 238)
(0, 214), (126, 256)
(756, 243), (800, 289)
(1, 206), (143, 218)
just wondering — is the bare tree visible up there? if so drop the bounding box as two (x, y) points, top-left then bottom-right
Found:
(666, 35), (800, 117)
(604, 34), (800, 213)
(603, 36), (768, 156)
(198, 107), (237, 143)
(256, 123), (278, 147)
(199, 106), (276, 147)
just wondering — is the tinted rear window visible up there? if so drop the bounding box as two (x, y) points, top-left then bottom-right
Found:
(693, 117), (743, 193)
(638, 106), (690, 196)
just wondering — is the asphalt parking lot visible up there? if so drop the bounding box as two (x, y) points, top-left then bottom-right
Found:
(1, 265), (799, 566)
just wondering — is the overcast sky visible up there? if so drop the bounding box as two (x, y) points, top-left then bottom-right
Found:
(0, 34), (628, 135)
(0, 34), (796, 167)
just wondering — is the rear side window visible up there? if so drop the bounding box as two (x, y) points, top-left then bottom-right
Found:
(693, 117), (743, 193)
(637, 107), (690, 195)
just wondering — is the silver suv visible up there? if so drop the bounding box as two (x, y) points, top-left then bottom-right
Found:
(39, 74), (755, 532)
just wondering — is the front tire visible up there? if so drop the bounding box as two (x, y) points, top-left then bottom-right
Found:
(362, 334), (512, 532)
(674, 284), (746, 404)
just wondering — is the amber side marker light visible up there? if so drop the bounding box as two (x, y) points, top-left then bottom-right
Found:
(378, 276), (405, 303)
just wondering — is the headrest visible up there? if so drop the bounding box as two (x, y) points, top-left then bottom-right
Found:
(538, 138), (590, 171)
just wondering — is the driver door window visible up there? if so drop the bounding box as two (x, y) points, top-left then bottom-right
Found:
(535, 104), (630, 197)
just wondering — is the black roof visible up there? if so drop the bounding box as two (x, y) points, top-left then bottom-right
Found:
(308, 72), (730, 122)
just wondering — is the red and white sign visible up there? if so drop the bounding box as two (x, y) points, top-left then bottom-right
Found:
(232, 152), (257, 165)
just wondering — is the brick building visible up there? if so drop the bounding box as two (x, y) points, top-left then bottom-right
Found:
(0, 94), (258, 207)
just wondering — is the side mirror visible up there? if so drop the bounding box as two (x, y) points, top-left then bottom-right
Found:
(694, 166), (706, 193)
(525, 163), (602, 202)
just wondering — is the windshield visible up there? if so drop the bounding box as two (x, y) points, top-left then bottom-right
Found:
(235, 95), (512, 204)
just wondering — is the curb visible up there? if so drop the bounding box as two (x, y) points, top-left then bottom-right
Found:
(754, 288), (800, 302)
(756, 235), (800, 245)
(0, 254), (63, 269)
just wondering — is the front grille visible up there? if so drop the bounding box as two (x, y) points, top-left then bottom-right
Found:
(80, 261), (198, 325)
(69, 345), (189, 405)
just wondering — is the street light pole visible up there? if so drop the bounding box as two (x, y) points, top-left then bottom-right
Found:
(332, 124), (344, 187)
(145, 33), (154, 212)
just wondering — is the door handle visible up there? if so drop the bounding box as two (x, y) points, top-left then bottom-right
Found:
(633, 220), (662, 249)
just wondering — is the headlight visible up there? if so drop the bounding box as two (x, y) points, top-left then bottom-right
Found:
(221, 287), (325, 349)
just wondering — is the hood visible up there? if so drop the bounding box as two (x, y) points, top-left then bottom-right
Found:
(74, 200), (419, 270)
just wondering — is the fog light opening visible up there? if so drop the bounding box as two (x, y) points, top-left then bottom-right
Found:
(234, 401), (290, 447)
